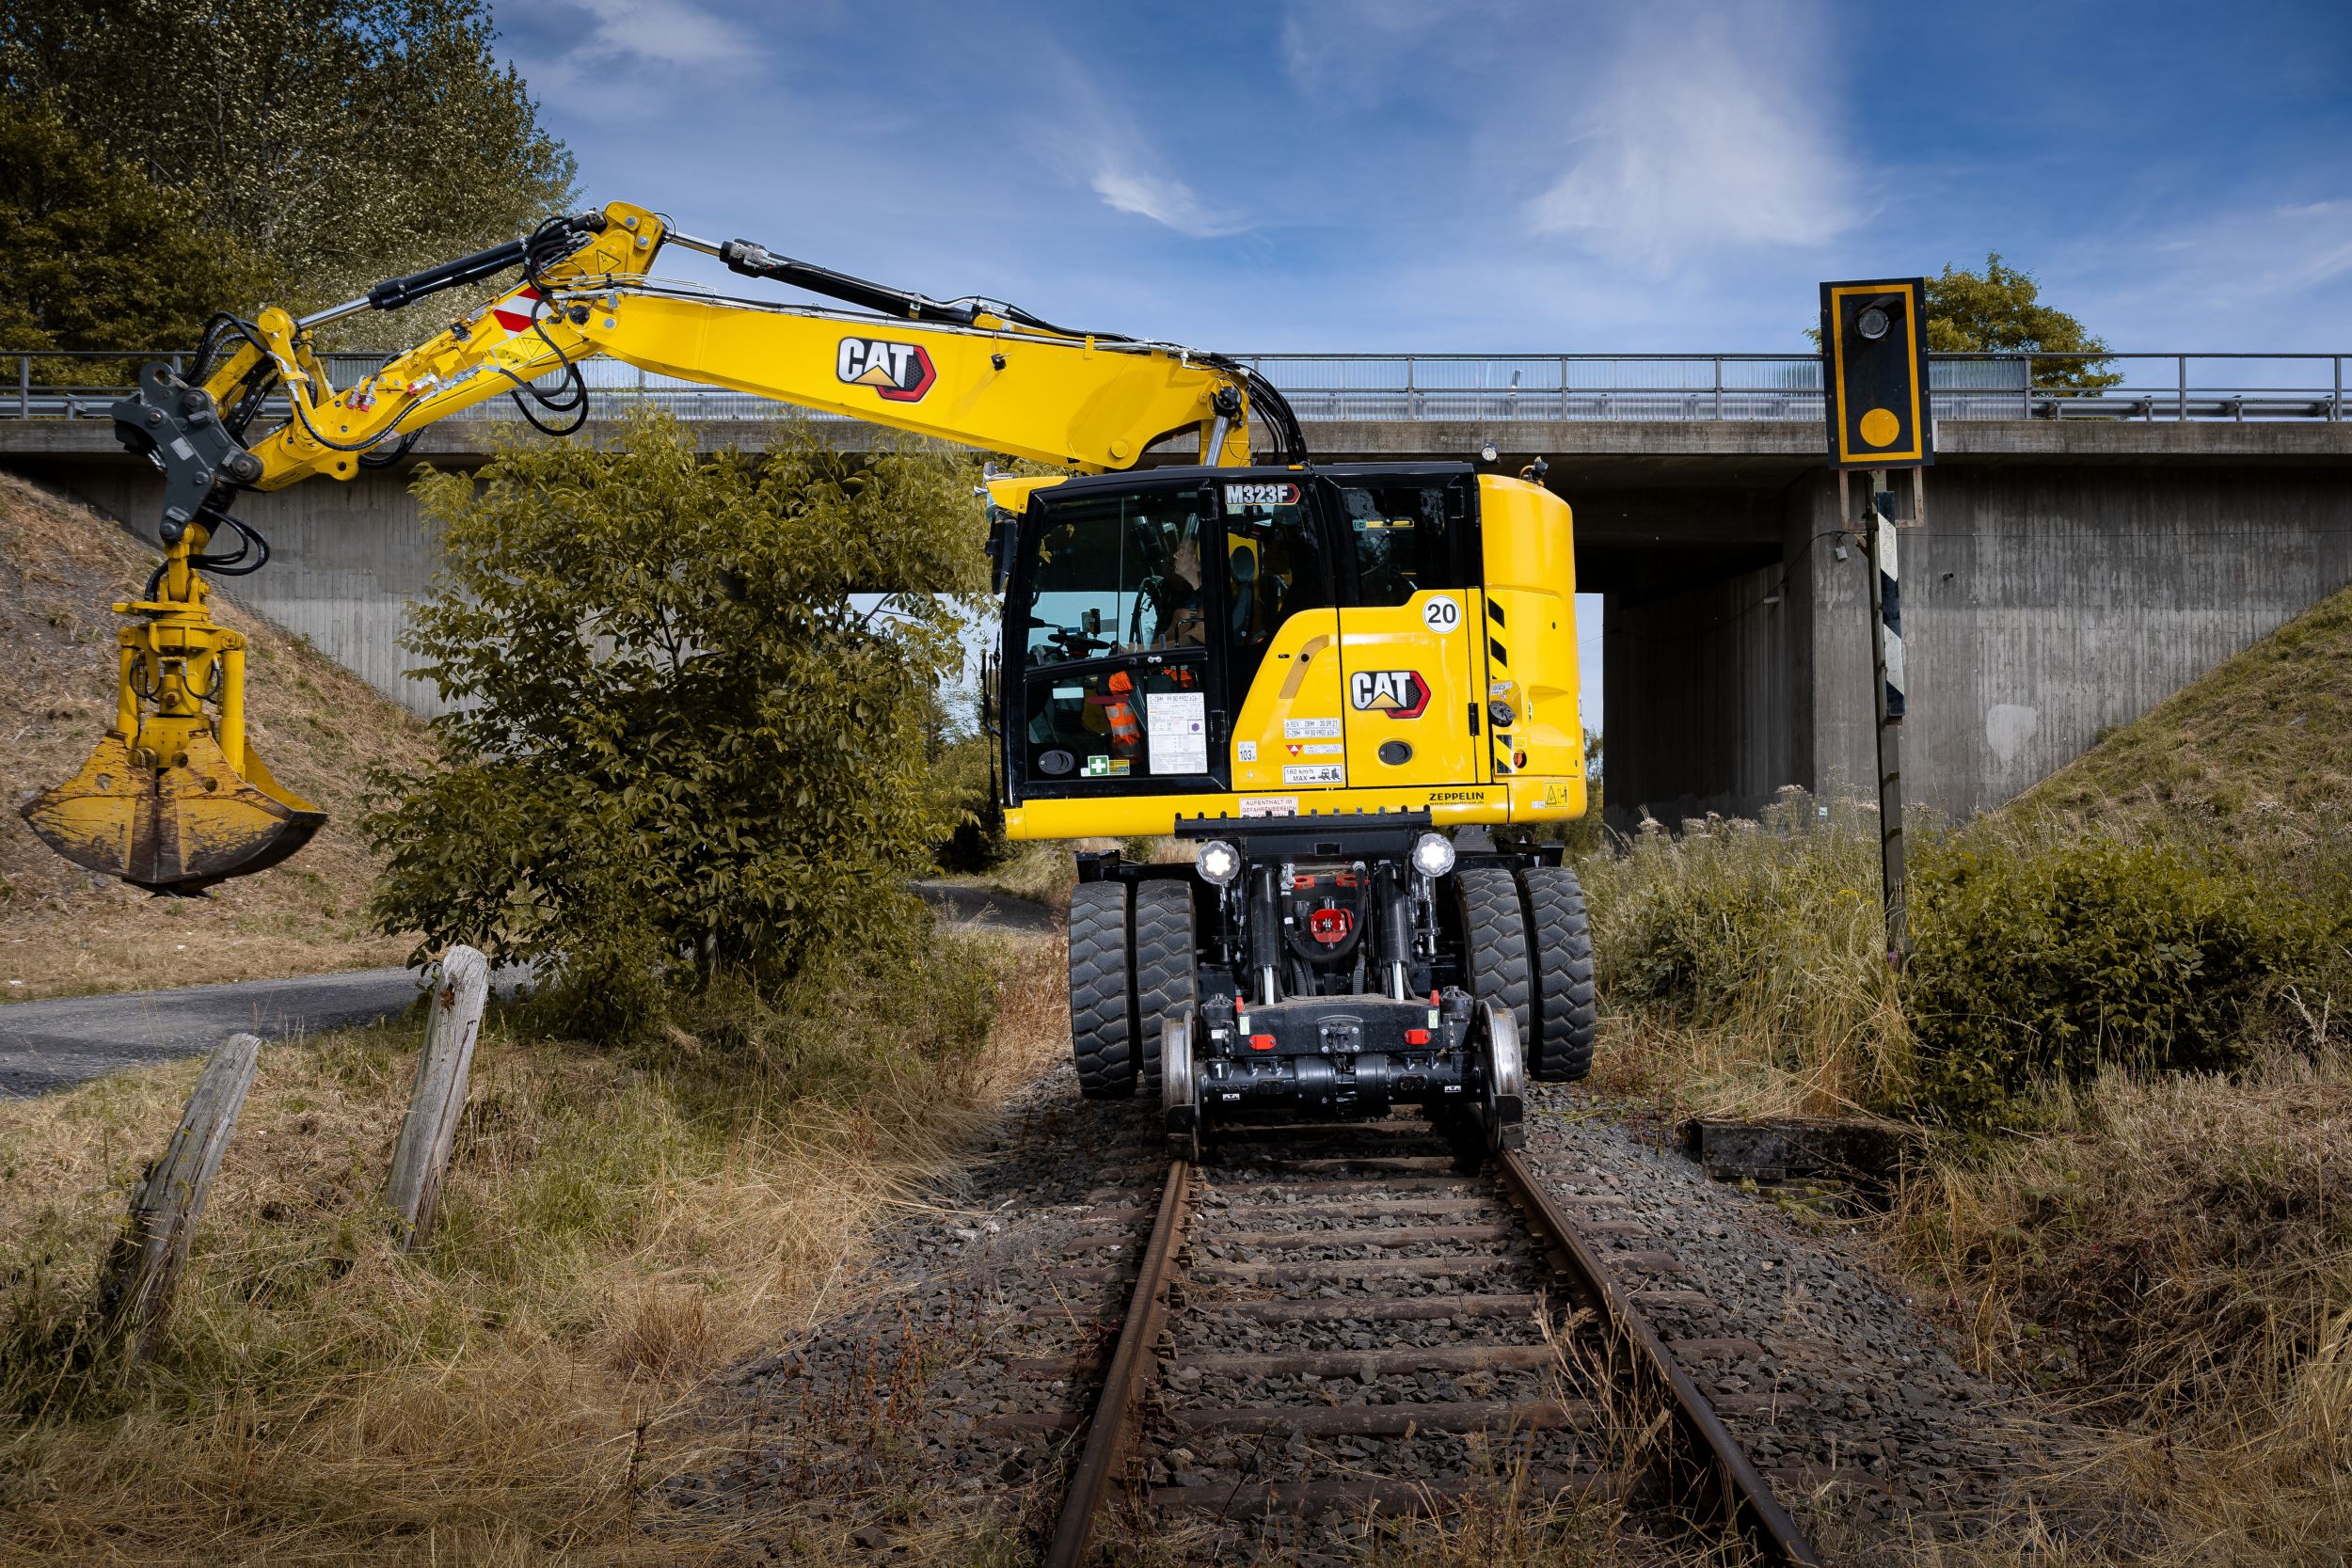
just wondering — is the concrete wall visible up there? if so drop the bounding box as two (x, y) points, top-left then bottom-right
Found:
(28, 459), (454, 716)
(1793, 463), (2352, 819)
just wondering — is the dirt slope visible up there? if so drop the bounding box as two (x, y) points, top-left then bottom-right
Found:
(2019, 580), (2352, 833)
(1, 470), (428, 999)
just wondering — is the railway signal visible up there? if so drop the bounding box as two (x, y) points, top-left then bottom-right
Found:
(1819, 277), (1933, 970)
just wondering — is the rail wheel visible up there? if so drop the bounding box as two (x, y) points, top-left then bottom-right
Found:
(1130, 879), (1198, 1094)
(1477, 998), (1527, 1154)
(1068, 880), (1136, 1099)
(1162, 1006), (1200, 1163)
(1455, 867), (1534, 1045)
(1518, 865), (1598, 1081)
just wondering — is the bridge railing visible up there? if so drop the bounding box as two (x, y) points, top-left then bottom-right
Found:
(5, 349), (2343, 424)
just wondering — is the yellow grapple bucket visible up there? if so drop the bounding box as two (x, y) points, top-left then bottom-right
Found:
(22, 728), (326, 894)
(24, 562), (326, 894)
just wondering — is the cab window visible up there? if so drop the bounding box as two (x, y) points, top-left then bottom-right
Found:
(1022, 490), (1210, 667)
(1218, 487), (1333, 701)
(1336, 481), (1464, 607)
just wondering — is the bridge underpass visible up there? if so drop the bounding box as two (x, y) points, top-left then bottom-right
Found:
(6, 356), (2349, 828)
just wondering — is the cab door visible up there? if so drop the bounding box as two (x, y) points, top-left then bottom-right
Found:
(1326, 473), (1487, 793)
(1007, 478), (1226, 802)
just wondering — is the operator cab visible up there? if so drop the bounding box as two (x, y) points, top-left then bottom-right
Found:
(995, 463), (1485, 810)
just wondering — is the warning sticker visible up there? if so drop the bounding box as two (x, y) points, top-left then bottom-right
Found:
(1283, 717), (1343, 740)
(1283, 764), (1345, 785)
(1239, 796), (1298, 817)
(1146, 690), (1207, 774)
(1284, 741), (1343, 756)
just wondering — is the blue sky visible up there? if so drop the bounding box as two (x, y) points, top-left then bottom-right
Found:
(493, 0), (2352, 352)
(489, 0), (2352, 732)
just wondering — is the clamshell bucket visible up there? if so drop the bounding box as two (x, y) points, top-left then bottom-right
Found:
(20, 565), (326, 894)
(23, 729), (324, 894)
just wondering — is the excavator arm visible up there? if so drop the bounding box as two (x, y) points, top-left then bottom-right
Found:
(24, 200), (1303, 891)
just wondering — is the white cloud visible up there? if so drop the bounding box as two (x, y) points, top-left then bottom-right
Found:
(1523, 12), (1856, 273)
(564, 0), (753, 71)
(1089, 167), (1248, 239)
(2081, 195), (2352, 343)
(1021, 45), (1252, 239)
(508, 0), (757, 106)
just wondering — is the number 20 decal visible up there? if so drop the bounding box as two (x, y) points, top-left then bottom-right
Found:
(1421, 595), (1463, 631)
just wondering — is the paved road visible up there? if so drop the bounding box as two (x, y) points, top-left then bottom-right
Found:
(0, 966), (497, 1098)
(0, 885), (1055, 1098)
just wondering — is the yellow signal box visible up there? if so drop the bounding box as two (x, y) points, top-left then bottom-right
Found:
(1820, 278), (1933, 469)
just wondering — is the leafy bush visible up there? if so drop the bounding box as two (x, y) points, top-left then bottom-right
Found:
(367, 409), (985, 1037)
(1905, 835), (2337, 1126)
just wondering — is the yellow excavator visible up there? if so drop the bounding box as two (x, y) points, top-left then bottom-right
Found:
(21, 199), (1596, 1150)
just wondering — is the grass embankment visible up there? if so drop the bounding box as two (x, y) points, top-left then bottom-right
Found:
(0, 927), (1060, 1565)
(0, 471), (427, 999)
(1581, 585), (2352, 1561)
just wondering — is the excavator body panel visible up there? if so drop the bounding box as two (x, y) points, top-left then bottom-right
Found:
(997, 465), (1584, 840)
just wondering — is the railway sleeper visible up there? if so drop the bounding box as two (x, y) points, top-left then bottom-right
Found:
(1148, 1469), (1620, 1517)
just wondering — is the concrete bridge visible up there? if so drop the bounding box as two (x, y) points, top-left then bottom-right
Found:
(6, 350), (2349, 827)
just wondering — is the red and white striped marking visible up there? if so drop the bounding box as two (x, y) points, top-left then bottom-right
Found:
(490, 288), (542, 336)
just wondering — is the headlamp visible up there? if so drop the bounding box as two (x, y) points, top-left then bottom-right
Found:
(1196, 839), (1242, 886)
(1410, 832), (1455, 879)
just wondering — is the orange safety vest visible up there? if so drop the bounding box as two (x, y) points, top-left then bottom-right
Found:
(1097, 669), (1142, 753)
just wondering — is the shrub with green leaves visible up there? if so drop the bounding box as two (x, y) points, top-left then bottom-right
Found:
(1905, 836), (2335, 1126)
(366, 409), (986, 1038)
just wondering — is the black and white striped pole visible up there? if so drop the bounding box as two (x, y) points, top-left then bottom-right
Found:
(1820, 277), (1932, 972)
(1864, 474), (1910, 969)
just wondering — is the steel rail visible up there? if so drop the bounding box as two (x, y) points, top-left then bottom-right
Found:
(1497, 1148), (1824, 1566)
(1043, 1156), (1197, 1568)
(1048, 1134), (1822, 1566)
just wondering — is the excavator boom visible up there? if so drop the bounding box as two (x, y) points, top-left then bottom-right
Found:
(22, 201), (1299, 891)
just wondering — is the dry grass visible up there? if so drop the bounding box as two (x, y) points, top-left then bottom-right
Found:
(0, 927), (1062, 1566)
(1879, 1034), (2352, 1566)
(0, 470), (428, 999)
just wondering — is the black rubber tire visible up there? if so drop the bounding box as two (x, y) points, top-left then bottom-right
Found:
(1068, 880), (1136, 1100)
(1518, 865), (1598, 1082)
(1129, 879), (1199, 1094)
(1454, 867), (1533, 1047)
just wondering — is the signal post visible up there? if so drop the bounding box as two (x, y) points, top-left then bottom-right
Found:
(1820, 278), (1932, 970)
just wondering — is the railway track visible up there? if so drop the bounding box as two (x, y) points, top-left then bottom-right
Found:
(1041, 1117), (1824, 1565)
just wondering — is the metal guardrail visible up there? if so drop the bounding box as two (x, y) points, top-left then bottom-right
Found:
(6, 350), (2344, 424)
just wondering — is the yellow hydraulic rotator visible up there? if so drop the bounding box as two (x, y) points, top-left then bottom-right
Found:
(22, 527), (323, 891)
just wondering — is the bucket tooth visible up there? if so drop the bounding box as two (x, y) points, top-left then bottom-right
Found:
(21, 730), (326, 894)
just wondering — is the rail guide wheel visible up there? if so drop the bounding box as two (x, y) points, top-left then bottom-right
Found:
(1476, 997), (1527, 1154)
(1162, 1006), (1200, 1163)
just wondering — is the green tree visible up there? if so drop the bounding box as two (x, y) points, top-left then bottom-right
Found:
(0, 99), (273, 371)
(1, 0), (574, 345)
(366, 410), (988, 1038)
(1925, 253), (2120, 391)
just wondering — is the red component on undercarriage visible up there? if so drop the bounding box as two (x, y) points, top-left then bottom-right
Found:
(1248, 1033), (1276, 1050)
(1308, 906), (1353, 944)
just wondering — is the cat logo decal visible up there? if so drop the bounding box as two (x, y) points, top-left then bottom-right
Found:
(836, 337), (937, 403)
(1349, 670), (1430, 720)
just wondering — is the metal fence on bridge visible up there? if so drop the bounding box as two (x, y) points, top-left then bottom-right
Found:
(7, 349), (2344, 425)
